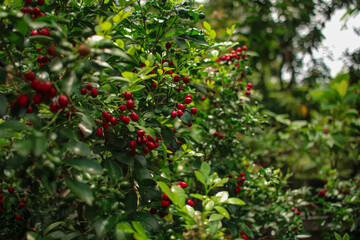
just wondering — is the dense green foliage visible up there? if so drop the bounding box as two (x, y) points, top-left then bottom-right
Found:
(0, 0), (359, 240)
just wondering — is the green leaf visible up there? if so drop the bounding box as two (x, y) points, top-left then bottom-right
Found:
(172, 186), (186, 208)
(203, 21), (211, 31)
(66, 158), (103, 175)
(105, 159), (123, 181)
(33, 135), (47, 157)
(116, 222), (134, 234)
(204, 200), (215, 211)
(215, 191), (229, 203)
(224, 198), (245, 205)
(66, 142), (92, 157)
(214, 206), (230, 219)
(190, 193), (204, 200)
(200, 162), (211, 179)
(43, 221), (65, 236)
(0, 120), (28, 131)
(0, 93), (8, 116)
(125, 191), (138, 212)
(134, 161), (151, 181)
(334, 232), (342, 240)
(65, 178), (93, 205)
(13, 138), (34, 157)
(194, 171), (206, 185)
(209, 213), (224, 222)
(180, 111), (192, 125)
(112, 151), (134, 166)
(239, 223), (254, 238)
(343, 233), (350, 240)
(157, 181), (181, 207)
(161, 126), (175, 146)
(132, 221), (147, 237)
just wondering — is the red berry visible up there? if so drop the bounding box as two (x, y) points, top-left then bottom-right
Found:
(228, 174), (233, 178)
(150, 208), (157, 214)
(130, 149), (136, 156)
(130, 112), (139, 122)
(240, 177), (246, 182)
(218, 133), (224, 139)
(159, 211), (168, 218)
(240, 173), (245, 177)
(27, 106), (33, 113)
(19, 202), (25, 208)
(119, 104), (126, 111)
(242, 235), (248, 240)
(136, 137), (142, 146)
(242, 45), (248, 51)
(292, 207), (296, 211)
(324, 128), (328, 134)
(173, 75), (180, 82)
(80, 88), (87, 95)
(42, 81), (53, 93)
(17, 94), (30, 107)
(191, 108), (197, 114)
(171, 111), (177, 118)
(235, 187), (240, 193)
(32, 7), (41, 16)
(8, 186), (15, 193)
(179, 182), (188, 188)
(32, 93), (43, 105)
(178, 104), (185, 110)
(143, 147), (149, 154)
(49, 102), (59, 113)
(25, 72), (36, 81)
(122, 116), (130, 125)
(166, 41), (172, 49)
(137, 130), (145, 137)
(182, 77), (190, 83)
(110, 117), (117, 125)
(129, 141), (136, 148)
(39, 13), (46, 17)
(15, 215), (22, 221)
(201, 96), (206, 101)
(37, 0), (45, 6)
(39, 28), (50, 36)
(185, 94), (192, 99)
(186, 199), (194, 206)
(102, 121), (109, 129)
(126, 100), (134, 110)
(96, 128), (103, 137)
(161, 200), (171, 209)
(47, 88), (57, 99)
(123, 91), (132, 100)
(296, 211), (300, 215)
(25, 0), (32, 5)
(86, 84), (93, 90)
(152, 82), (157, 88)
(58, 95), (68, 108)
(177, 110), (183, 116)
(184, 97), (192, 104)
(213, 132), (219, 137)
(142, 136), (148, 143)
(91, 88), (98, 98)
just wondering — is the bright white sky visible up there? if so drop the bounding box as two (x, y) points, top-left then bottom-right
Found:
(311, 9), (360, 77)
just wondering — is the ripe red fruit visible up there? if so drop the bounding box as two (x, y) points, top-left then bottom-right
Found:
(186, 199), (194, 206)
(137, 130), (145, 137)
(324, 128), (328, 134)
(118, 104), (126, 111)
(235, 187), (241, 194)
(201, 96), (206, 101)
(242, 235), (248, 240)
(292, 207), (296, 211)
(173, 74), (180, 82)
(91, 88), (98, 98)
(37, 0), (45, 6)
(191, 108), (197, 114)
(96, 128), (103, 137)
(27, 106), (33, 113)
(228, 174), (233, 178)
(171, 111), (177, 118)
(136, 137), (142, 146)
(159, 211), (168, 218)
(39, 13), (46, 17)
(141, 136), (148, 143)
(58, 95), (68, 108)
(218, 133), (224, 139)
(182, 77), (190, 83)
(130, 112), (139, 122)
(185, 94), (192, 99)
(86, 84), (93, 90)
(47, 88), (57, 99)
(25, 72), (36, 81)
(15, 215), (22, 221)
(8, 186), (15, 193)
(130, 149), (136, 156)
(126, 100), (134, 110)
(146, 141), (155, 150)
(39, 28), (50, 36)
(129, 141), (136, 148)
(150, 208), (157, 214)
(17, 94), (30, 107)
(143, 147), (149, 154)
(296, 211), (301, 215)
(240, 173), (245, 177)
(240, 177), (246, 182)
(178, 104), (185, 110)
(123, 91), (132, 100)
(110, 117), (117, 125)
(49, 102), (59, 113)
(184, 97), (192, 104)
(161, 200), (171, 209)
(213, 132), (219, 137)
(19, 202), (25, 208)
(32, 7), (41, 16)
(242, 45), (248, 51)
(179, 182), (188, 188)
(42, 81), (53, 93)
(166, 41), (172, 49)
(122, 116), (130, 125)
(80, 88), (87, 95)
(177, 110), (183, 116)
(152, 82), (157, 88)
(32, 93), (43, 105)
(102, 121), (109, 129)
(25, 0), (32, 5)
(162, 193), (170, 201)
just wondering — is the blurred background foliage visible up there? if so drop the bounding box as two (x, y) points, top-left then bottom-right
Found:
(197, 0), (360, 180)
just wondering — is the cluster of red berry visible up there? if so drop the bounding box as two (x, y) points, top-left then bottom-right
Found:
(80, 84), (98, 98)
(0, 187), (27, 221)
(128, 130), (160, 156)
(228, 173), (246, 194)
(291, 207), (301, 216)
(213, 132), (224, 139)
(149, 182), (192, 218)
(20, 0), (46, 19)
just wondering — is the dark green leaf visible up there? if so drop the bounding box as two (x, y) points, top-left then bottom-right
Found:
(66, 158), (103, 175)
(125, 191), (137, 213)
(65, 178), (93, 205)
(105, 159), (123, 181)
